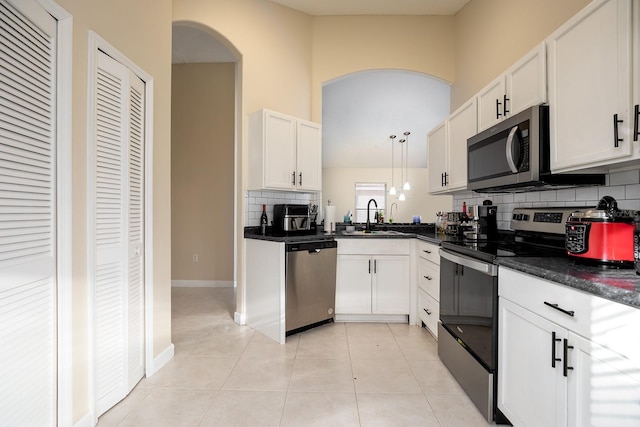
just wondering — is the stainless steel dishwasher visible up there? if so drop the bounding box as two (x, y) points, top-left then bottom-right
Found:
(285, 240), (337, 334)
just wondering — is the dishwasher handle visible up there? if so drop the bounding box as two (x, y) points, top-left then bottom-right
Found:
(286, 240), (338, 252)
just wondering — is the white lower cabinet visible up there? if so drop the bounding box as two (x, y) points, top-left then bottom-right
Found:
(335, 239), (410, 317)
(415, 240), (440, 337)
(498, 267), (640, 427)
(418, 288), (439, 336)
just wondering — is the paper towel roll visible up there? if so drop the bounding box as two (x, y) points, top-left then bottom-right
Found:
(324, 206), (336, 233)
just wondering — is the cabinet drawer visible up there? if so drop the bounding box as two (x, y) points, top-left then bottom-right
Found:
(418, 288), (439, 338)
(337, 238), (410, 255)
(418, 257), (439, 299)
(416, 240), (440, 264)
(499, 268), (640, 359)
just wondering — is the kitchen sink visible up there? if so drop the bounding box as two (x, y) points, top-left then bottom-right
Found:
(338, 229), (410, 237)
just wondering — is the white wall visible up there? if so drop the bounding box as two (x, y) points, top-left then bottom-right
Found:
(322, 70), (451, 169)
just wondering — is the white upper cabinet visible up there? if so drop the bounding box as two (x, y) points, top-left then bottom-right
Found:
(427, 98), (477, 194)
(249, 109), (322, 191)
(548, 0), (636, 172)
(295, 119), (322, 191)
(427, 121), (448, 194)
(478, 42), (547, 132)
(447, 98), (477, 191)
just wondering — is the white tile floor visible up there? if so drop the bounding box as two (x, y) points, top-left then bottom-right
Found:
(97, 287), (495, 427)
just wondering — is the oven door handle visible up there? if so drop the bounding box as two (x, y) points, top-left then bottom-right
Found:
(440, 249), (498, 277)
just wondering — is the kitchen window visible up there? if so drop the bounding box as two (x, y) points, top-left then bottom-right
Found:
(354, 183), (386, 223)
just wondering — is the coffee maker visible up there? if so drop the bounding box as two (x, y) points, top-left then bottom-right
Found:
(464, 202), (498, 240)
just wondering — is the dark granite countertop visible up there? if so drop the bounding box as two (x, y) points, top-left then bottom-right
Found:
(244, 227), (335, 243)
(497, 257), (640, 309)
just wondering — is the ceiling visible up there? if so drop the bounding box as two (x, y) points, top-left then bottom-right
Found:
(268, 0), (470, 16)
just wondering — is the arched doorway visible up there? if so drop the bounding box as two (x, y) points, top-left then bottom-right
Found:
(170, 23), (240, 314)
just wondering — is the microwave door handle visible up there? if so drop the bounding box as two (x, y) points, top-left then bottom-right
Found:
(505, 126), (519, 173)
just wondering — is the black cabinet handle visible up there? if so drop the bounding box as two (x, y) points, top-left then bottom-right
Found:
(503, 94), (510, 116)
(551, 331), (561, 368)
(544, 301), (575, 317)
(374, 259), (377, 274)
(613, 114), (623, 148)
(634, 105), (639, 142)
(291, 171), (296, 185)
(441, 172), (445, 187)
(368, 259), (371, 274)
(423, 249), (432, 254)
(298, 172), (302, 186)
(423, 308), (432, 316)
(444, 172), (448, 186)
(563, 339), (574, 377)
(496, 98), (502, 119)
(423, 275), (432, 280)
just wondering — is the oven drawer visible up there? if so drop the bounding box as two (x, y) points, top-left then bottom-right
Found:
(499, 267), (640, 352)
(418, 257), (439, 299)
(416, 240), (440, 265)
(418, 288), (439, 337)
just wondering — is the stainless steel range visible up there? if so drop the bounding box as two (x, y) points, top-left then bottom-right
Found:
(438, 207), (581, 424)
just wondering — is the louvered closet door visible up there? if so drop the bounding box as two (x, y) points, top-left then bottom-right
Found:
(0, 0), (57, 426)
(127, 71), (144, 391)
(94, 51), (145, 416)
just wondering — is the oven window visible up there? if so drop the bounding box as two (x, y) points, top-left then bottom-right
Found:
(440, 255), (497, 370)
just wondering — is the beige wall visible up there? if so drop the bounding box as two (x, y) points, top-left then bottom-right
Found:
(171, 63), (234, 281)
(172, 0), (314, 320)
(53, 0), (172, 422)
(311, 15), (456, 122)
(451, 0), (591, 110)
(323, 168), (453, 224)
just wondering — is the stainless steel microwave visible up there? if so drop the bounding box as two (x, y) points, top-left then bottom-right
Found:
(466, 105), (604, 193)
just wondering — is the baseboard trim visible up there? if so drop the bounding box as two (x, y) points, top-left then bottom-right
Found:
(146, 343), (174, 377)
(335, 314), (409, 323)
(73, 412), (92, 427)
(171, 280), (233, 288)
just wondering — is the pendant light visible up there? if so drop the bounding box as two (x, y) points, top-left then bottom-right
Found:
(389, 134), (397, 195)
(402, 131), (411, 190)
(398, 137), (406, 201)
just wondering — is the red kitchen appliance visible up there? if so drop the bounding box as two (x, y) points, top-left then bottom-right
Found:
(565, 196), (637, 266)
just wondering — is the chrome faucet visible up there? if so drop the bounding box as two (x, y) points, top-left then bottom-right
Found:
(366, 198), (378, 232)
(390, 203), (398, 222)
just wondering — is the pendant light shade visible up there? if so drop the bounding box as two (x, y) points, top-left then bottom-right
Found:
(388, 131), (411, 201)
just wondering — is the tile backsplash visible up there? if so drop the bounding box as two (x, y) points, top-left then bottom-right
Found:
(244, 190), (319, 226)
(452, 170), (640, 230)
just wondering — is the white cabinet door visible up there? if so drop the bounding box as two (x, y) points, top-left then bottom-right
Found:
(548, 0), (634, 172)
(447, 98), (477, 191)
(477, 75), (506, 133)
(335, 255), (371, 314)
(296, 120), (322, 191)
(498, 298), (568, 427)
(478, 42), (547, 134)
(507, 42), (547, 117)
(427, 121), (448, 193)
(264, 111), (297, 190)
(568, 332), (640, 427)
(372, 255), (410, 314)
(634, 0), (640, 147)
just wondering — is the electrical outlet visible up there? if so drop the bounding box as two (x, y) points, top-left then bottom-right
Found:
(192, 254), (198, 262)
